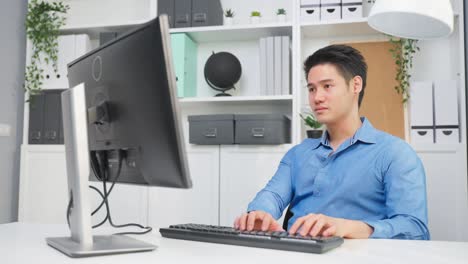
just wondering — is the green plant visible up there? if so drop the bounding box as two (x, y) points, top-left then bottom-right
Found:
(251, 11), (261, 17)
(277, 8), (286, 15)
(24, 0), (69, 101)
(225, 9), (234, 18)
(300, 113), (322, 129)
(388, 36), (420, 104)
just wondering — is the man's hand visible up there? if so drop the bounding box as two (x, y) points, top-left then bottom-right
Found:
(288, 213), (373, 238)
(233, 211), (284, 232)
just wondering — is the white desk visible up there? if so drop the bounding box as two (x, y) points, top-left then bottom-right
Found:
(1, 222), (467, 264)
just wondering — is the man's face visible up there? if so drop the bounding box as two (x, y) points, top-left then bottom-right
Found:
(307, 63), (360, 125)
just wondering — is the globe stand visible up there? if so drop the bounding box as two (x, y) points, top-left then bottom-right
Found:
(215, 91), (232, 97)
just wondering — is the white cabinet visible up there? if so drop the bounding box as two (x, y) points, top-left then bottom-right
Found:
(18, 145), (148, 226)
(416, 146), (468, 241)
(148, 146), (220, 229)
(219, 145), (290, 226)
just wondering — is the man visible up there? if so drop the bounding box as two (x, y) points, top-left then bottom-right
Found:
(233, 45), (430, 240)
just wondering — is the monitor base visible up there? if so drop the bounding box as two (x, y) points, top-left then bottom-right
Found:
(46, 235), (156, 258)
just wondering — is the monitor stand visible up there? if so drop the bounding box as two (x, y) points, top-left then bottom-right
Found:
(45, 83), (156, 258)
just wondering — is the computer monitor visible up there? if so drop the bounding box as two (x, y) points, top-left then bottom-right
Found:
(46, 15), (192, 257)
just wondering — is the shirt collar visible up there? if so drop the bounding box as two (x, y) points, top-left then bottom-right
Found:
(310, 117), (378, 149)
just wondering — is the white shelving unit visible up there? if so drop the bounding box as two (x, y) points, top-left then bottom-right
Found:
(18, 0), (468, 241)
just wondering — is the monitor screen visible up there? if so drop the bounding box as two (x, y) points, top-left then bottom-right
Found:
(67, 16), (192, 189)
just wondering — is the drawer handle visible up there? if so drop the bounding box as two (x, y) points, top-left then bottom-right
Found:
(442, 130), (453, 136)
(31, 131), (41, 140)
(348, 7), (357, 12)
(204, 128), (217, 138)
(417, 131), (427, 136)
(327, 8), (336, 13)
(45, 131), (57, 140)
(306, 9), (315, 14)
(251, 128), (265, 137)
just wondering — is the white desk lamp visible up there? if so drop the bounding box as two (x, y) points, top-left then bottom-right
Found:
(367, 0), (454, 39)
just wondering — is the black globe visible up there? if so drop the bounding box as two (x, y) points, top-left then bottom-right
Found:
(204, 52), (242, 94)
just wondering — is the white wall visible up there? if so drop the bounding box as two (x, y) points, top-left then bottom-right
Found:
(0, 0), (27, 223)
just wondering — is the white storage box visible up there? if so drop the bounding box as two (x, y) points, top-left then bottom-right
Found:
(342, 1), (363, 20)
(409, 81), (435, 144)
(320, 0), (341, 21)
(436, 129), (459, 144)
(301, 0), (320, 22)
(411, 129), (434, 144)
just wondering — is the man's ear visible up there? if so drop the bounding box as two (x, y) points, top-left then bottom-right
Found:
(351, 76), (363, 95)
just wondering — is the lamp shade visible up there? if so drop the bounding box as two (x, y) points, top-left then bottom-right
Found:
(368, 0), (454, 39)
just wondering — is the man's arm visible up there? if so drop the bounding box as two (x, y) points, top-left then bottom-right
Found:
(363, 141), (430, 240)
(245, 148), (295, 220)
(288, 213), (374, 238)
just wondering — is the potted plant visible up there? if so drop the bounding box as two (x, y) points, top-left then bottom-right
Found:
(388, 36), (420, 104)
(24, 0), (69, 102)
(277, 8), (286, 22)
(300, 112), (323, 139)
(224, 9), (234, 26)
(250, 11), (261, 24)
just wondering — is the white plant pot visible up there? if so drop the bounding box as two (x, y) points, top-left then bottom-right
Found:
(277, 14), (286, 22)
(250, 16), (261, 24)
(224, 17), (233, 26)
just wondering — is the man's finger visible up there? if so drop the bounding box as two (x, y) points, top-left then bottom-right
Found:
(289, 216), (307, 234)
(239, 213), (249, 230)
(246, 211), (258, 231)
(261, 214), (271, 231)
(300, 216), (318, 236)
(322, 225), (337, 237)
(309, 219), (326, 237)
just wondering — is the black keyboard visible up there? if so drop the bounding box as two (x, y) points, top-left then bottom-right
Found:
(159, 224), (344, 254)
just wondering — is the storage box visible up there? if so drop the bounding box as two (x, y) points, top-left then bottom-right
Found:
(320, 0), (341, 21)
(363, 0), (376, 17)
(188, 114), (234, 145)
(411, 129), (434, 144)
(436, 128), (459, 144)
(234, 114), (291, 144)
(171, 33), (198, 98)
(301, 7), (320, 22)
(301, 0), (320, 22)
(342, 1), (362, 20)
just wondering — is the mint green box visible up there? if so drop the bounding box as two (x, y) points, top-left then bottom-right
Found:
(171, 33), (198, 98)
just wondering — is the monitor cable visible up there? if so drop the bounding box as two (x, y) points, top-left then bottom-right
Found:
(66, 149), (152, 235)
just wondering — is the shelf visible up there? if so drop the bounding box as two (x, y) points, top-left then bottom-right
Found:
(170, 23), (293, 43)
(412, 143), (465, 153)
(179, 95), (293, 103)
(301, 18), (382, 38)
(59, 19), (151, 39)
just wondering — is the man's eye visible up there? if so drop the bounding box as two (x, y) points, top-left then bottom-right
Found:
(308, 87), (315, 92)
(324, 84), (331, 89)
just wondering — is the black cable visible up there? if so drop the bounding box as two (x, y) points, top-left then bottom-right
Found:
(89, 185), (109, 228)
(66, 149), (152, 235)
(99, 150), (152, 235)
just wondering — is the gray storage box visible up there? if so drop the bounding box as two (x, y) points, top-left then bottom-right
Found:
(235, 114), (291, 144)
(188, 114), (234, 144)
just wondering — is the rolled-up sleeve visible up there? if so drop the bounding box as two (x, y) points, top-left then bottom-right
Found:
(247, 148), (295, 220)
(364, 142), (430, 240)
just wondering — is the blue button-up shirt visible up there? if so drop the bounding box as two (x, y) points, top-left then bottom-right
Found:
(247, 118), (430, 240)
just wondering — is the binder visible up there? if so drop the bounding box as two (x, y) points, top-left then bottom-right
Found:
(191, 0), (223, 27)
(266, 37), (274, 95)
(281, 36), (291, 95)
(28, 94), (45, 144)
(259, 38), (267, 95)
(43, 91), (61, 144)
(274, 36), (283, 95)
(174, 0), (192, 28)
(158, 0), (175, 28)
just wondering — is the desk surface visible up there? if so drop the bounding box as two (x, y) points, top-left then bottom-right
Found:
(1, 222), (467, 264)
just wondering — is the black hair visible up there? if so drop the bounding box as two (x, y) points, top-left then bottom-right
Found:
(303, 44), (367, 107)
